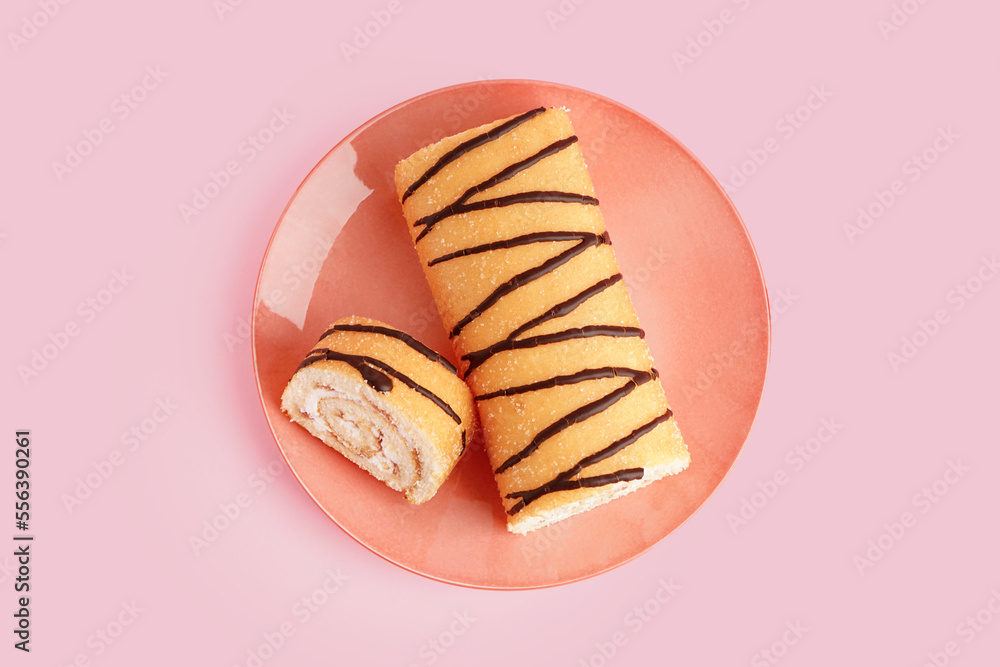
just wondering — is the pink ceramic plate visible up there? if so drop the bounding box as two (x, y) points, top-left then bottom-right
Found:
(252, 80), (769, 589)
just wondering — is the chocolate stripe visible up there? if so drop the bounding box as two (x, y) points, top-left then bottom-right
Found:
(463, 325), (644, 376)
(319, 323), (458, 375)
(494, 372), (655, 474)
(427, 231), (593, 267)
(401, 107), (546, 204)
(506, 273), (623, 341)
(507, 468), (646, 516)
(505, 411), (673, 514)
(476, 367), (656, 401)
(449, 232), (609, 338)
(414, 191), (599, 243)
(453, 135), (579, 208)
(299, 350), (461, 424)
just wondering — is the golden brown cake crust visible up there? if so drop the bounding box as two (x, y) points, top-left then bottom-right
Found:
(281, 316), (476, 504)
(395, 108), (690, 532)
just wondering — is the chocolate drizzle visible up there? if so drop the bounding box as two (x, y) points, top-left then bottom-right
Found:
(464, 136), (580, 201)
(505, 411), (673, 515)
(463, 325), (644, 376)
(415, 191), (598, 243)
(401, 107), (546, 204)
(319, 323), (458, 375)
(506, 273), (622, 341)
(414, 135), (582, 235)
(449, 232), (610, 338)
(357, 363), (393, 393)
(299, 350), (461, 425)
(509, 469), (646, 515)
(494, 371), (656, 474)
(428, 231), (601, 267)
(476, 367), (656, 402)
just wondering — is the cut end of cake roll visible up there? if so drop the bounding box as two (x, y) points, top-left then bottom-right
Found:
(393, 106), (691, 534)
(281, 316), (477, 504)
(504, 417), (691, 535)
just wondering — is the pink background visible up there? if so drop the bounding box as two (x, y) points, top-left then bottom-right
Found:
(3, 0), (998, 665)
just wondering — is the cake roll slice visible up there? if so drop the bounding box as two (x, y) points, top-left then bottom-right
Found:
(281, 316), (476, 504)
(395, 107), (690, 534)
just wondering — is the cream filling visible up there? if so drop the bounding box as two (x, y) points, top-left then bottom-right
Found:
(301, 386), (422, 489)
